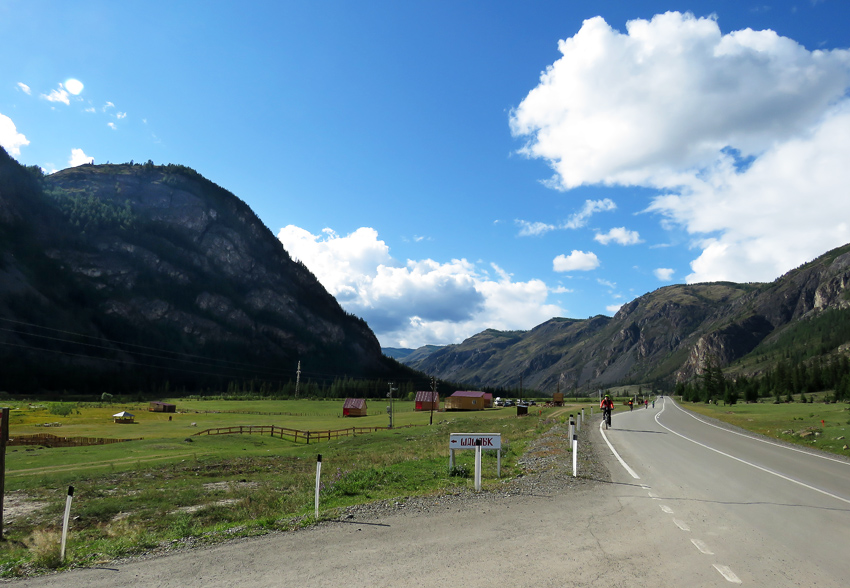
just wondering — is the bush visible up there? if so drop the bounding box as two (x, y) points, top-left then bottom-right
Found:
(48, 403), (74, 417)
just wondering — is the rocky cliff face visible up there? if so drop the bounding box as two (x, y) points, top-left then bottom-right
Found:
(403, 247), (850, 393)
(0, 151), (395, 393)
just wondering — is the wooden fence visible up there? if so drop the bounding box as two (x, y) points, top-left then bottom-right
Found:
(193, 424), (419, 444)
(8, 433), (143, 448)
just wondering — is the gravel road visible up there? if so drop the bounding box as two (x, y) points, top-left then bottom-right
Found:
(5, 415), (688, 587)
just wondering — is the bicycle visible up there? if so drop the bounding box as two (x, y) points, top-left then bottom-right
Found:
(602, 407), (612, 429)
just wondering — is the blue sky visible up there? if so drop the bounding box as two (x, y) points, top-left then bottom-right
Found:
(3, 1), (850, 349)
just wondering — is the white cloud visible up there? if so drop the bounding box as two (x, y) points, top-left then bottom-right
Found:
(278, 225), (563, 348)
(116, 112), (127, 120)
(517, 198), (616, 237)
(107, 122), (117, 130)
(512, 11), (850, 285)
(652, 103), (850, 282)
(68, 148), (93, 167)
(563, 198), (616, 229)
(606, 304), (623, 313)
(551, 286), (574, 294)
(43, 87), (70, 105)
(597, 278), (617, 289)
(553, 250), (600, 272)
(654, 268), (675, 281)
(0, 113), (29, 156)
(16, 83), (31, 95)
(594, 227), (642, 245)
(511, 11), (850, 190)
(516, 220), (555, 237)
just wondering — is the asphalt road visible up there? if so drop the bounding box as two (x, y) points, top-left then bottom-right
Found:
(9, 398), (850, 587)
(600, 397), (850, 586)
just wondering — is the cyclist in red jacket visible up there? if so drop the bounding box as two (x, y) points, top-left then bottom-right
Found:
(600, 395), (614, 428)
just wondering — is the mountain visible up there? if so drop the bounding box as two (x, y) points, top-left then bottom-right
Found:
(403, 245), (850, 394)
(0, 149), (406, 394)
(382, 345), (441, 362)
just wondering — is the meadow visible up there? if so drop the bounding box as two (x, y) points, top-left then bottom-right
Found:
(0, 398), (589, 576)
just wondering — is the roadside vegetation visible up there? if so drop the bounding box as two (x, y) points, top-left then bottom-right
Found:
(0, 398), (587, 577)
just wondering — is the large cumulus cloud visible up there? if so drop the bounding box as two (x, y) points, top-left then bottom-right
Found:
(510, 11), (850, 283)
(278, 226), (563, 348)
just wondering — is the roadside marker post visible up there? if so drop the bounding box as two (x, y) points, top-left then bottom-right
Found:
(572, 435), (578, 478)
(474, 439), (482, 492)
(60, 485), (74, 562)
(315, 455), (322, 519)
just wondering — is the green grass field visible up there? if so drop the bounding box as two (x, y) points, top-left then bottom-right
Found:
(0, 398), (592, 576)
(677, 397), (850, 455)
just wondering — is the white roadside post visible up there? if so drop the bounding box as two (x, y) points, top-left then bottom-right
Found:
(474, 439), (482, 491)
(569, 415), (574, 441)
(577, 410), (581, 433)
(315, 454), (322, 519)
(60, 485), (74, 563)
(572, 434), (578, 477)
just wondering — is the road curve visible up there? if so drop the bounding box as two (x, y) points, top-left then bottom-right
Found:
(598, 396), (850, 587)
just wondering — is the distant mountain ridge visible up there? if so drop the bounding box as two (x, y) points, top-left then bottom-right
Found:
(0, 149), (406, 393)
(400, 244), (850, 394)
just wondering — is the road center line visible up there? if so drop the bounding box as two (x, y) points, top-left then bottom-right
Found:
(713, 564), (743, 584)
(599, 420), (640, 479)
(691, 538), (714, 554)
(656, 400), (850, 506)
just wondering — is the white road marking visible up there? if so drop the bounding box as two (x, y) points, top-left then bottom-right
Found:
(599, 420), (640, 479)
(669, 399), (850, 468)
(691, 538), (714, 554)
(672, 518), (690, 531)
(656, 399), (850, 506)
(713, 564), (743, 584)
(647, 491), (658, 499)
(660, 505), (674, 514)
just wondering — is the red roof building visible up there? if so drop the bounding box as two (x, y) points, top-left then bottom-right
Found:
(342, 398), (368, 417)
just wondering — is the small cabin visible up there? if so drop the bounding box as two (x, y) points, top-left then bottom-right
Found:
(149, 401), (176, 413)
(414, 390), (440, 411)
(552, 392), (564, 406)
(343, 398), (368, 417)
(113, 411), (135, 424)
(445, 391), (487, 411)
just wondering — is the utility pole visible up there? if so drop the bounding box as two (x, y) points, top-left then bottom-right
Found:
(387, 382), (397, 429)
(429, 377), (436, 426)
(295, 361), (301, 398)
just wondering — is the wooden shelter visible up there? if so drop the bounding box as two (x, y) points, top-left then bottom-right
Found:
(342, 398), (368, 417)
(445, 391), (487, 411)
(149, 401), (176, 413)
(113, 411), (135, 424)
(414, 390), (440, 411)
(552, 392), (564, 406)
